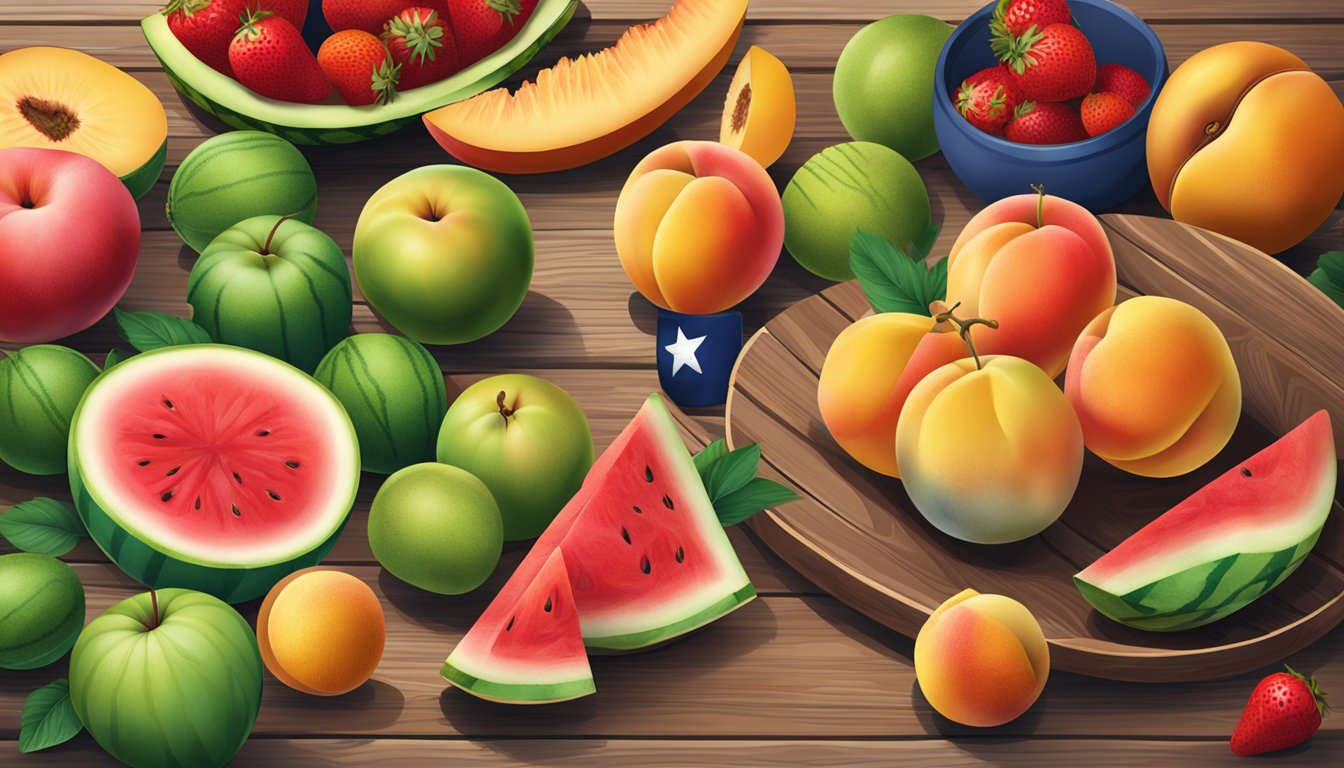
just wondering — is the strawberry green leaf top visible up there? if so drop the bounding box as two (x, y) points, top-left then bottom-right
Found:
(849, 228), (948, 317)
(386, 9), (447, 64)
(693, 439), (800, 526)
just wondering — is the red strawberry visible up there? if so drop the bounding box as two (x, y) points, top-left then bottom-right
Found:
(1003, 100), (1086, 144)
(258, 0), (309, 27)
(230, 10), (332, 103)
(318, 29), (399, 105)
(1080, 91), (1134, 136)
(383, 7), (460, 90)
(991, 0), (1070, 39)
(1094, 63), (1150, 108)
(1231, 666), (1329, 756)
(323, 0), (413, 34)
(954, 66), (1025, 135)
(446, 0), (523, 67)
(993, 22), (1096, 103)
(164, 0), (247, 76)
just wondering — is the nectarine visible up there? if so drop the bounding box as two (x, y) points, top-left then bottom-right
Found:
(257, 568), (386, 696)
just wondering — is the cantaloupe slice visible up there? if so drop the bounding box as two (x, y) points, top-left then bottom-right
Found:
(0, 47), (168, 199)
(422, 0), (747, 174)
(720, 46), (796, 168)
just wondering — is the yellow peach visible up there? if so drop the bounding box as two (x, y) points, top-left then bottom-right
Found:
(1064, 296), (1241, 478)
(720, 46), (796, 168)
(915, 589), (1050, 728)
(257, 568), (386, 696)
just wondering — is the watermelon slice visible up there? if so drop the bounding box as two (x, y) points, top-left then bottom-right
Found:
(443, 394), (765, 703)
(443, 549), (594, 704)
(1075, 411), (1336, 631)
(69, 345), (360, 604)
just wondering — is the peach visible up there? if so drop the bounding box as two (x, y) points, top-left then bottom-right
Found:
(1065, 296), (1241, 478)
(897, 355), (1083, 544)
(915, 589), (1049, 728)
(946, 191), (1117, 378)
(615, 140), (784, 315)
(257, 567), (386, 696)
(818, 311), (969, 477)
(1147, 42), (1344, 255)
(720, 46), (796, 168)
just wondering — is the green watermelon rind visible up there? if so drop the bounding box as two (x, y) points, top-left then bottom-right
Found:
(584, 582), (758, 654)
(439, 663), (596, 705)
(119, 138), (167, 200)
(140, 0), (577, 146)
(68, 345), (360, 605)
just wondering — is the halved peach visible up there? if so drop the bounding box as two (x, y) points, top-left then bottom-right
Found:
(719, 46), (796, 168)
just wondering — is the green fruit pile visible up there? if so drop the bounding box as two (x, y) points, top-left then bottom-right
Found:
(0, 553), (85, 670)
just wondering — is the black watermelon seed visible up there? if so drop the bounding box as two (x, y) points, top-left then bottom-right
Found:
(257, 429), (271, 437)
(633, 505), (642, 514)
(285, 460), (300, 469)
(1241, 467), (1253, 477)
(644, 466), (654, 482)
(138, 459), (151, 467)
(544, 596), (553, 613)
(233, 472), (243, 485)
(505, 616), (515, 632)
(266, 490), (281, 501)
(621, 527), (631, 544)
(676, 547), (685, 563)
(160, 490), (173, 502)
(194, 497), (201, 511)
(152, 434), (166, 440)
(162, 399), (173, 410)
(231, 504), (241, 517)
(663, 495), (674, 510)
(166, 467), (180, 477)
(640, 555), (651, 575)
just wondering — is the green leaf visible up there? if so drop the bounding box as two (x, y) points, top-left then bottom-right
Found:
(103, 347), (135, 371)
(0, 498), (86, 556)
(850, 229), (947, 316)
(114, 308), (211, 352)
(909, 219), (942, 262)
(19, 678), (83, 753)
(714, 478), (801, 527)
(1309, 270), (1344, 308)
(1317, 251), (1344, 288)
(703, 443), (762, 502)
(693, 439), (729, 484)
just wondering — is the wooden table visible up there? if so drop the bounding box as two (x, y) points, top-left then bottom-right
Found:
(2, 1), (1342, 765)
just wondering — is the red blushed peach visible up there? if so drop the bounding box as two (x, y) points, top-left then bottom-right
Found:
(946, 192), (1117, 378)
(614, 140), (784, 315)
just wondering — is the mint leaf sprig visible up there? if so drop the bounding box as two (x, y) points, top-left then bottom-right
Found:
(694, 439), (800, 527)
(849, 221), (947, 317)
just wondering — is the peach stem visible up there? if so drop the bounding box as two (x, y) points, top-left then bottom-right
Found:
(934, 301), (999, 371)
(1030, 183), (1046, 228)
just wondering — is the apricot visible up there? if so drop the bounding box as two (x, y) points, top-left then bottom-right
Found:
(257, 568), (386, 696)
(915, 589), (1049, 727)
(720, 46), (796, 168)
(1065, 296), (1241, 478)
(1147, 42), (1344, 255)
(614, 140), (784, 315)
(946, 191), (1117, 378)
(897, 356), (1083, 544)
(817, 311), (968, 477)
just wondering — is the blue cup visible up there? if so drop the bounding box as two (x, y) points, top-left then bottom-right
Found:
(656, 309), (743, 408)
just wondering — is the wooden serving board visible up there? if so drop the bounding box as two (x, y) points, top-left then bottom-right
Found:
(725, 213), (1344, 683)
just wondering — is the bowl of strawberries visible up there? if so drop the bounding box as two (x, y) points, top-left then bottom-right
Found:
(933, 0), (1168, 211)
(143, 0), (577, 145)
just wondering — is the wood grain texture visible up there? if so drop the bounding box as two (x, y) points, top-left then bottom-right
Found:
(728, 214), (1344, 682)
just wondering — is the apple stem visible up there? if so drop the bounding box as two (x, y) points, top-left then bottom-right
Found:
(259, 214), (294, 256)
(496, 390), (515, 426)
(1030, 183), (1046, 228)
(148, 589), (160, 631)
(934, 301), (999, 371)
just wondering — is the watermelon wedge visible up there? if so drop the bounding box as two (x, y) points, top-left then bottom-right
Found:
(443, 549), (594, 704)
(69, 345), (360, 604)
(443, 394), (762, 703)
(1075, 411), (1336, 632)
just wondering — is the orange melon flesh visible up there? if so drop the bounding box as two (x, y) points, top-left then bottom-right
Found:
(423, 0), (747, 174)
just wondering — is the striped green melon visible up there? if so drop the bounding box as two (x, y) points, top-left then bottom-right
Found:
(140, 0), (577, 146)
(167, 131), (318, 254)
(188, 216), (352, 373)
(314, 334), (447, 475)
(69, 345), (360, 604)
(1075, 411), (1337, 632)
(0, 553), (85, 670)
(0, 345), (100, 476)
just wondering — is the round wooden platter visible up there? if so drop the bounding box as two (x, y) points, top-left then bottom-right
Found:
(725, 213), (1344, 683)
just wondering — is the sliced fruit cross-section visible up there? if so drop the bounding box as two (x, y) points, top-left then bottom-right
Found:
(720, 46), (796, 168)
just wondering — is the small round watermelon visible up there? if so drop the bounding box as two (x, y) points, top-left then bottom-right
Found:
(0, 345), (100, 475)
(314, 334), (447, 474)
(0, 553), (85, 670)
(167, 130), (318, 253)
(69, 344), (361, 603)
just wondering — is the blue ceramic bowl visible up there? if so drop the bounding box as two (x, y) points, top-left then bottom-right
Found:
(932, 0), (1168, 211)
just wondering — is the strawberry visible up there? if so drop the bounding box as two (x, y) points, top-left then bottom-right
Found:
(1003, 100), (1086, 144)
(323, 0), (413, 34)
(446, 0), (523, 67)
(1231, 666), (1329, 756)
(992, 0), (1071, 40)
(1094, 63), (1150, 108)
(383, 7), (460, 90)
(954, 66), (1025, 135)
(164, 0), (247, 76)
(318, 29), (399, 105)
(258, 0), (309, 27)
(993, 22), (1096, 103)
(230, 9), (332, 103)
(1080, 91), (1134, 136)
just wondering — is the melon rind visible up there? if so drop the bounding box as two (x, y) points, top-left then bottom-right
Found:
(68, 345), (360, 604)
(440, 664), (596, 705)
(140, 1), (576, 145)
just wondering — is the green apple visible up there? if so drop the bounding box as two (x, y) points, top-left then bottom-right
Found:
(188, 215), (353, 372)
(437, 374), (594, 540)
(368, 462), (503, 594)
(833, 15), (953, 161)
(353, 166), (534, 345)
(69, 588), (262, 768)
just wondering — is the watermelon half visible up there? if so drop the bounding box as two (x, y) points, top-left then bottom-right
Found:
(69, 345), (360, 604)
(1075, 411), (1336, 632)
(443, 394), (755, 702)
